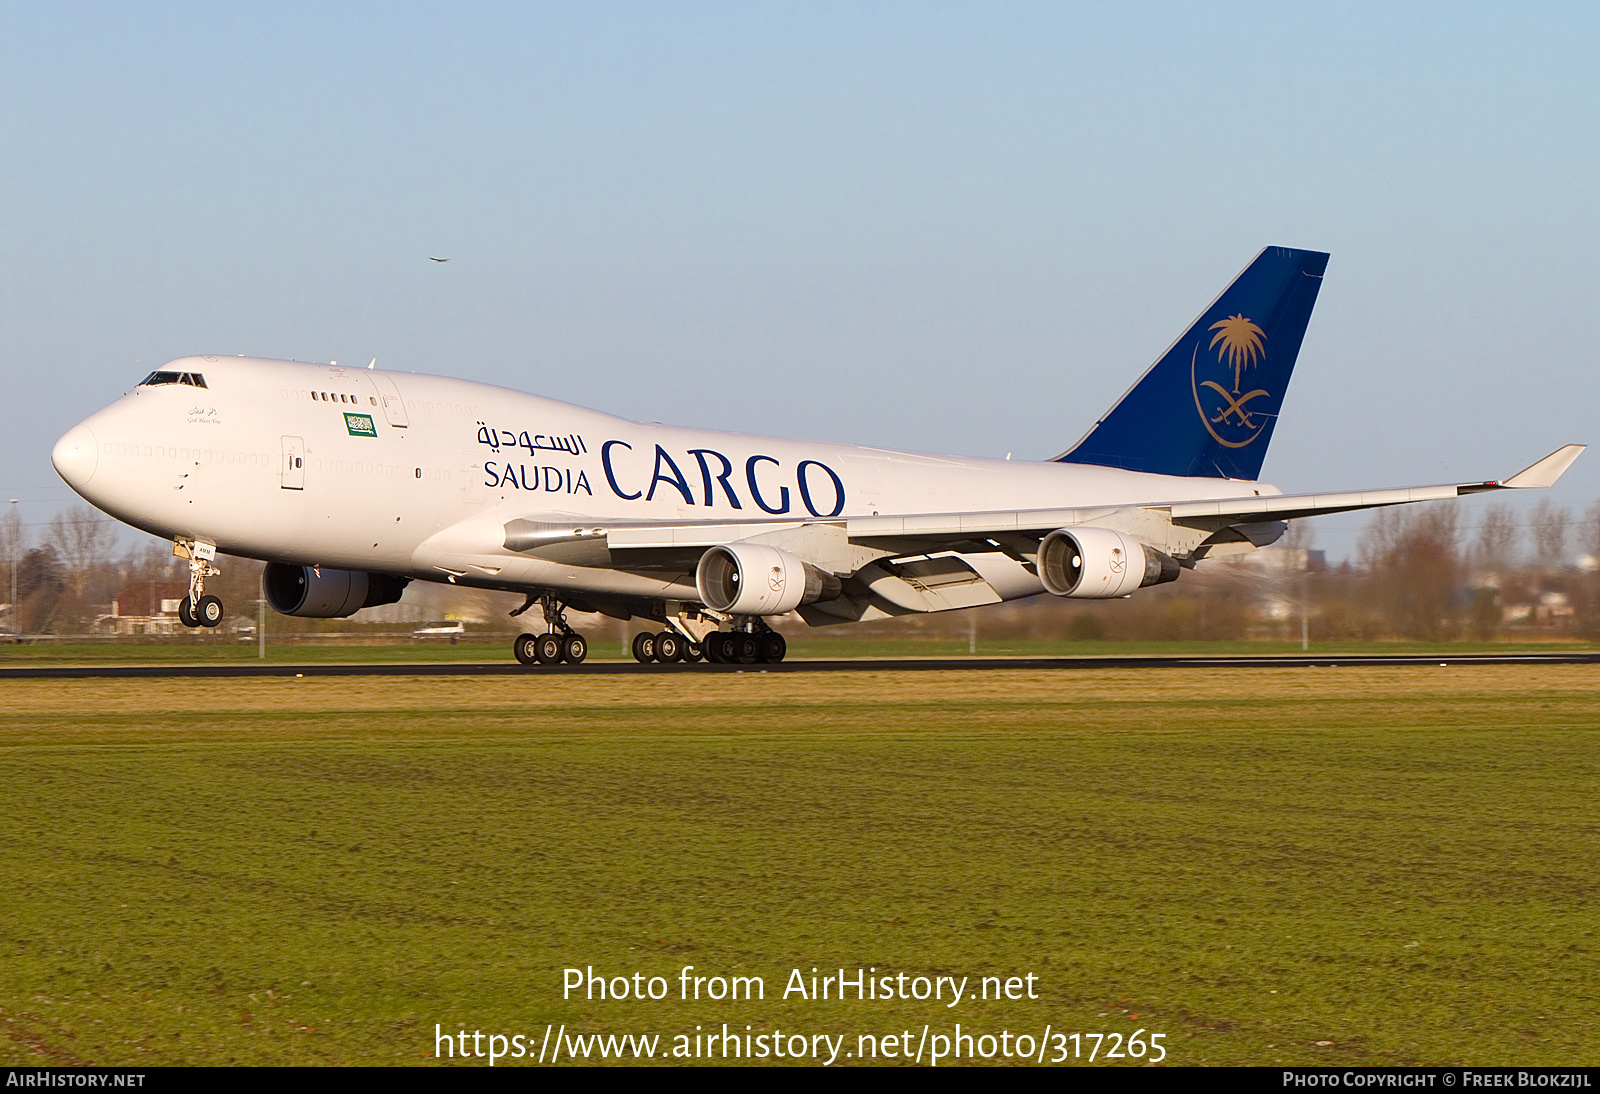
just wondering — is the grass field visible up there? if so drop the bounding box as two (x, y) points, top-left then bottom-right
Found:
(0, 666), (1596, 1066)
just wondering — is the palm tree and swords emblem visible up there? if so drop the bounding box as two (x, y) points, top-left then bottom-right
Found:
(1192, 313), (1270, 447)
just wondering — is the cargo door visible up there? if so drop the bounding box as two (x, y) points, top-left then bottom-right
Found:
(281, 436), (305, 490)
(366, 373), (409, 427)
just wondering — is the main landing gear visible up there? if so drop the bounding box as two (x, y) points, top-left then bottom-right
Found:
(630, 629), (706, 664)
(512, 593), (588, 667)
(632, 621), (786, 666)
(175, 539), (224, 629)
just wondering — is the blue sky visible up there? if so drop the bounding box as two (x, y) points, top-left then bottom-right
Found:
(3, 2), (1597, 559)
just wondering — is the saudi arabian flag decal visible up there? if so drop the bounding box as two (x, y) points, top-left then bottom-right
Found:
(344, 412), (378, 437)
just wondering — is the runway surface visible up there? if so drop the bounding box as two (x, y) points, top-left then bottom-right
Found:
(3, 652), (1599, 678)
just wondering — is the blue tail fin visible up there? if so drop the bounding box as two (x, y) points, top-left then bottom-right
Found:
(1056, 246), (1329, 480)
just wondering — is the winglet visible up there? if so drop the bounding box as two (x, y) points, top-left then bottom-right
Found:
(1502, 444), (1586, 489)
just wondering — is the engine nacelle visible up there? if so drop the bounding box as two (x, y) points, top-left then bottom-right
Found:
(696, 543), (842, 616)
(1037, 527), (1180, 599)
(263, 563), (409, 618)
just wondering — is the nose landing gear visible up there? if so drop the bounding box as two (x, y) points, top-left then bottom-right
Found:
(174, 539), (224, 629)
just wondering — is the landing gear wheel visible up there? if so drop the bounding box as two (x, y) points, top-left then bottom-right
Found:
(631, 632), (657, 663)
(682, 641), (704, 663)
(534, 633), (565, 665)
(197, 595), (224, 628)
(734, 633), (761, 665)
(513, 633), (539, 665)
(177, 598), (200, 628)
(562, 634), (588, 664)
(654, 631), (683, 663)
(760, 632), (786, 663)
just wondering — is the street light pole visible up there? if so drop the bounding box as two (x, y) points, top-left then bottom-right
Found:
(7, 500), (17, 643)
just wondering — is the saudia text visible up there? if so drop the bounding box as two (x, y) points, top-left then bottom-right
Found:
(483, 438), (847, 517)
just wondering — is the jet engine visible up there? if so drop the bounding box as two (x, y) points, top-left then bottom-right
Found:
(263, 563), (410, 618)
(1037, 527), (1180, 599)
(696, 543), (842, 616)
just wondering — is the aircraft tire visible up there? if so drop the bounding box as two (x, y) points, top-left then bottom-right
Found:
(534, 633), (565, 665)
(631, 632), (656, 663)
(760, 632), (786, 664)
(654, 631), (683, 663)
(682, 641), (704, 663)
(513, 633), (539, 665)
(177, 598), (200, 628)
(562, 634), (588, 664)
(198, 595), (224, 628)
(733, 633), (761, 665)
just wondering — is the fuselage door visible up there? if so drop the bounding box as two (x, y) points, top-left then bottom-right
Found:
(367, 373), (410, 427)
(281, 436), (305, 490)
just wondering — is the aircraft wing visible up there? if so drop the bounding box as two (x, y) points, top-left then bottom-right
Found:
(500, 445), (1583, 573)
(834, 444), (1586, 544)
(1155, 444), (1586, 532)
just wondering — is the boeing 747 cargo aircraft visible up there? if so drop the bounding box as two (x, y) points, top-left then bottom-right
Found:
(51, 247), (1583, 664)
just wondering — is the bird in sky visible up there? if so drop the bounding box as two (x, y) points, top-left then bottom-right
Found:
(429, 257), (449, 263)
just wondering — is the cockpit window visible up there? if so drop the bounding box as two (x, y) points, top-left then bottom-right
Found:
(140, 371), (207, 388)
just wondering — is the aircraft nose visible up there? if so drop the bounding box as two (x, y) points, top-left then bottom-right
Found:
(52, 424), (99, 490)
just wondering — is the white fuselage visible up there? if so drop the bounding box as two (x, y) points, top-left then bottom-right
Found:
(54, 356), (1278, 606)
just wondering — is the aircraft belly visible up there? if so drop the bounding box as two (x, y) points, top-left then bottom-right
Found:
(432, 552), (697, 601)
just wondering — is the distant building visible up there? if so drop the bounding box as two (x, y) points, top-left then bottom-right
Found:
(1501, 591), (1575, 628)
(1538, 591), (1575, 625)
(104, 582), (190, 635)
